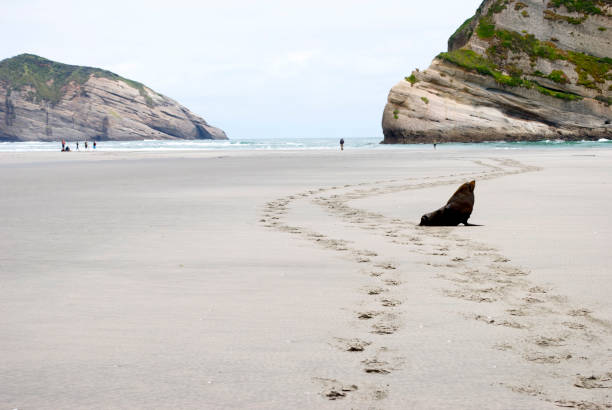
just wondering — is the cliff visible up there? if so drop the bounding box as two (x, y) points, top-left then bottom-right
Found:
(382, 0), (612, 143)
(0, 54), (227, 141)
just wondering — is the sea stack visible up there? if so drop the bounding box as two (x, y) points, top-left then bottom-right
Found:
(0, 54), (227, 141)
(382, 0), (611, 143)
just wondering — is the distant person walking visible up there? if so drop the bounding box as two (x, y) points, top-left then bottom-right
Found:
(84, 141), (88, 149)
(433, 142), (437, 150)
(340, 138), (344, 151)
(61, 139), (66, 150)
(76, 141), (79, 150)
(93, 141), (97, 149)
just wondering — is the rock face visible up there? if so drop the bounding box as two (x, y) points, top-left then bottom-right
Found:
(0, 54), (227, 141)
(382, 0), (612, 143)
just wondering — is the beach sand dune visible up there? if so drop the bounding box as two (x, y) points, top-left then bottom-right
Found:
(1, 148), (611, 409)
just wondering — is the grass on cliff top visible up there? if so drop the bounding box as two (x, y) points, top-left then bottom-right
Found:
(448, 0), (509, 48)
(449, 16), (476, 46)
(0, 53), (154, 106)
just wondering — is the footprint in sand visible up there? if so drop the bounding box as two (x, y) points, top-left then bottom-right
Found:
(562, 322), (586, 330)
(309, 233), (326, 239)
(528, 286), (548, 294)
(523, 296), (544, 304)
(358, 311), (381, 320)
(372, 322), (398, 335)
(507, 308), (528, 316)
(332, 337), (372, 352)
(473, 314), (526, 329)
(567, 308), (592, 317)
(499, 320), (527, 329)
(314, 377), (359, 400)
(532, 336), (567, 347)
(366, 287), (385, 295)
(380, 298), (401, 307)
(383, 279), (400, 286)
(573, 372), (612, 389)
(523, 352), (572, 364)
(362, 358), (391, 374)
(444, 289), (495, 303)
(496, 266), (529, 277)
(554, 399), (604, 408)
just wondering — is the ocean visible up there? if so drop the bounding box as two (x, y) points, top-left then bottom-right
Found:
(0, 137), (610, 152)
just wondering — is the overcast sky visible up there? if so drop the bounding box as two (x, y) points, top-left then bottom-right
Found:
(1, 0), (482, 139)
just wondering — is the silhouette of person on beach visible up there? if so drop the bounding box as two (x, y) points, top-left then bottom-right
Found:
(433, 142), (437, 149)
(340, 138), (344, 151)
(85, 141), (88, 149)
(93, 141), (97, 149)
(61, 139), (65, 150)
(76, 141), (79, 150)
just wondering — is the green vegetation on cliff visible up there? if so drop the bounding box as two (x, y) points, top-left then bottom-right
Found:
(547, 70), (570, 84)
(543, 10), (587, 24)
(405, 73), (418, 85)
(548, 0), (605, 15)
(484, 29), (565, 60)
(465, 0), (611, 94)
(468, 9), (612, 95)
(0, 54), (154, 106)
(489, 0), (509, 14)
(476, 17), (497, 38)
(438, 49), (583, 101)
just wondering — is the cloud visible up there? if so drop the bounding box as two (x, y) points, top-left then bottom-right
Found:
(266, 50), (320, 78)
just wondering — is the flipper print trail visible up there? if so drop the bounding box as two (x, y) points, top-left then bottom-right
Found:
(261, 157), (611, 408)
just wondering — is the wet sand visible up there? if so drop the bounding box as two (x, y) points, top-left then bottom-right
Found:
(1, 148), (611, 409)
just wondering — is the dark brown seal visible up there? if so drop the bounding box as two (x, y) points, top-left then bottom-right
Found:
(419, 180), (476, 226)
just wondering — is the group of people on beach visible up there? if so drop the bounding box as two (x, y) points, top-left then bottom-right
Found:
(61, 139), (96, 152)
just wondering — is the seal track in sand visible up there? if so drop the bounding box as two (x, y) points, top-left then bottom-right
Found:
(260, 157), (612, 408)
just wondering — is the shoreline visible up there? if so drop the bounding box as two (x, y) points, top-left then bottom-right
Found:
(0, 137), (611, 156)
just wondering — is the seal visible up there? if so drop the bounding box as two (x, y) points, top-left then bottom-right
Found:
(419, 180), (476, 226)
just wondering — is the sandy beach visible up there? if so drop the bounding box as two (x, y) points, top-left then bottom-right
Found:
(1, 147), (611, 409)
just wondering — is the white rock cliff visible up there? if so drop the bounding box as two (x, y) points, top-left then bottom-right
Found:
(382, 0), (612, 143)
